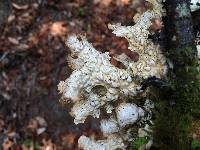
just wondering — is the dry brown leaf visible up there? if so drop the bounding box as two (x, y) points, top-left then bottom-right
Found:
(3, 140), (14, 150)
(7, 131), (16, 137)
(7, 15), (16, 23)
(61, 133), (77, 146)
(8, 37), (19, 45)
(94, 0), (112, 6)
(12, 3), (29, 10)
(17, 44), (29, 50)
(41, 139), (56, 150)
(120, 0), (130, 4)
(50, 22), (67, 36)
(28, 35), (39, 45)
(22, 145), (34, 150)
(117, 0), (130, 6)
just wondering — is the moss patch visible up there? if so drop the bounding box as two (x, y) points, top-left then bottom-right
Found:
(152, 46), (200, 150)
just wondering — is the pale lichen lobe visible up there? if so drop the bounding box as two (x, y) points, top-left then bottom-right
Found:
(176, 3), (191, 17)
(58, 0), (168, 149)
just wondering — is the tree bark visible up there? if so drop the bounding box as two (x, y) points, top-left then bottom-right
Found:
(152, 0), (200, 149)
(0, 0), (11, 32)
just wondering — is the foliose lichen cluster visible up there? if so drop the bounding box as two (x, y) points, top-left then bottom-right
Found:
(190, 0), (200, 12)
(58, 0), (168, 149)
(57, 0), (200, 149)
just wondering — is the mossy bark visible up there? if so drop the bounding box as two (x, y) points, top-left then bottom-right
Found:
(152, 0), (200, 149)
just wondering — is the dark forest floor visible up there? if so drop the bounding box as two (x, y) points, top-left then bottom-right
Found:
(0, 0), (137, 149)
(0, 0), (199, 150)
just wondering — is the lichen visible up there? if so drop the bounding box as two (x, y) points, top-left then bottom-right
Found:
(58, 0), (168, 149)
(190, 0), (200, 12)
(176, 3), (190, 17)
(116, 103), (144, 127)
(100, 118), (120, 135)
(78, 135), (126, 150)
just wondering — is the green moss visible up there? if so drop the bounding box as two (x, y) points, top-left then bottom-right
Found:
(129, 137), (150, 150)
(78, 8), (85, 17)
(23, 139), (40, 150)
(152, 46), (200, 149)
(166, 47), (197, 65)
(192, 140), (200, 150)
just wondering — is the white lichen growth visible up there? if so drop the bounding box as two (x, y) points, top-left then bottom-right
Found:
(108, 0), (167, 79)
(190, 0), (200, 12)
(176, 2), (191, 17)
(59, 35), (142, 124)
(116, 103), (144, 127)
(58, 0), (168, 149)
(100, 103), (144, 135)
(78, 135), (125, 150)
(100, 118), (119, 135)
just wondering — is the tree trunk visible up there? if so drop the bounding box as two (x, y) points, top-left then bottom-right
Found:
(0, 0), (11, 31)
(152, 0), (200, 149)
